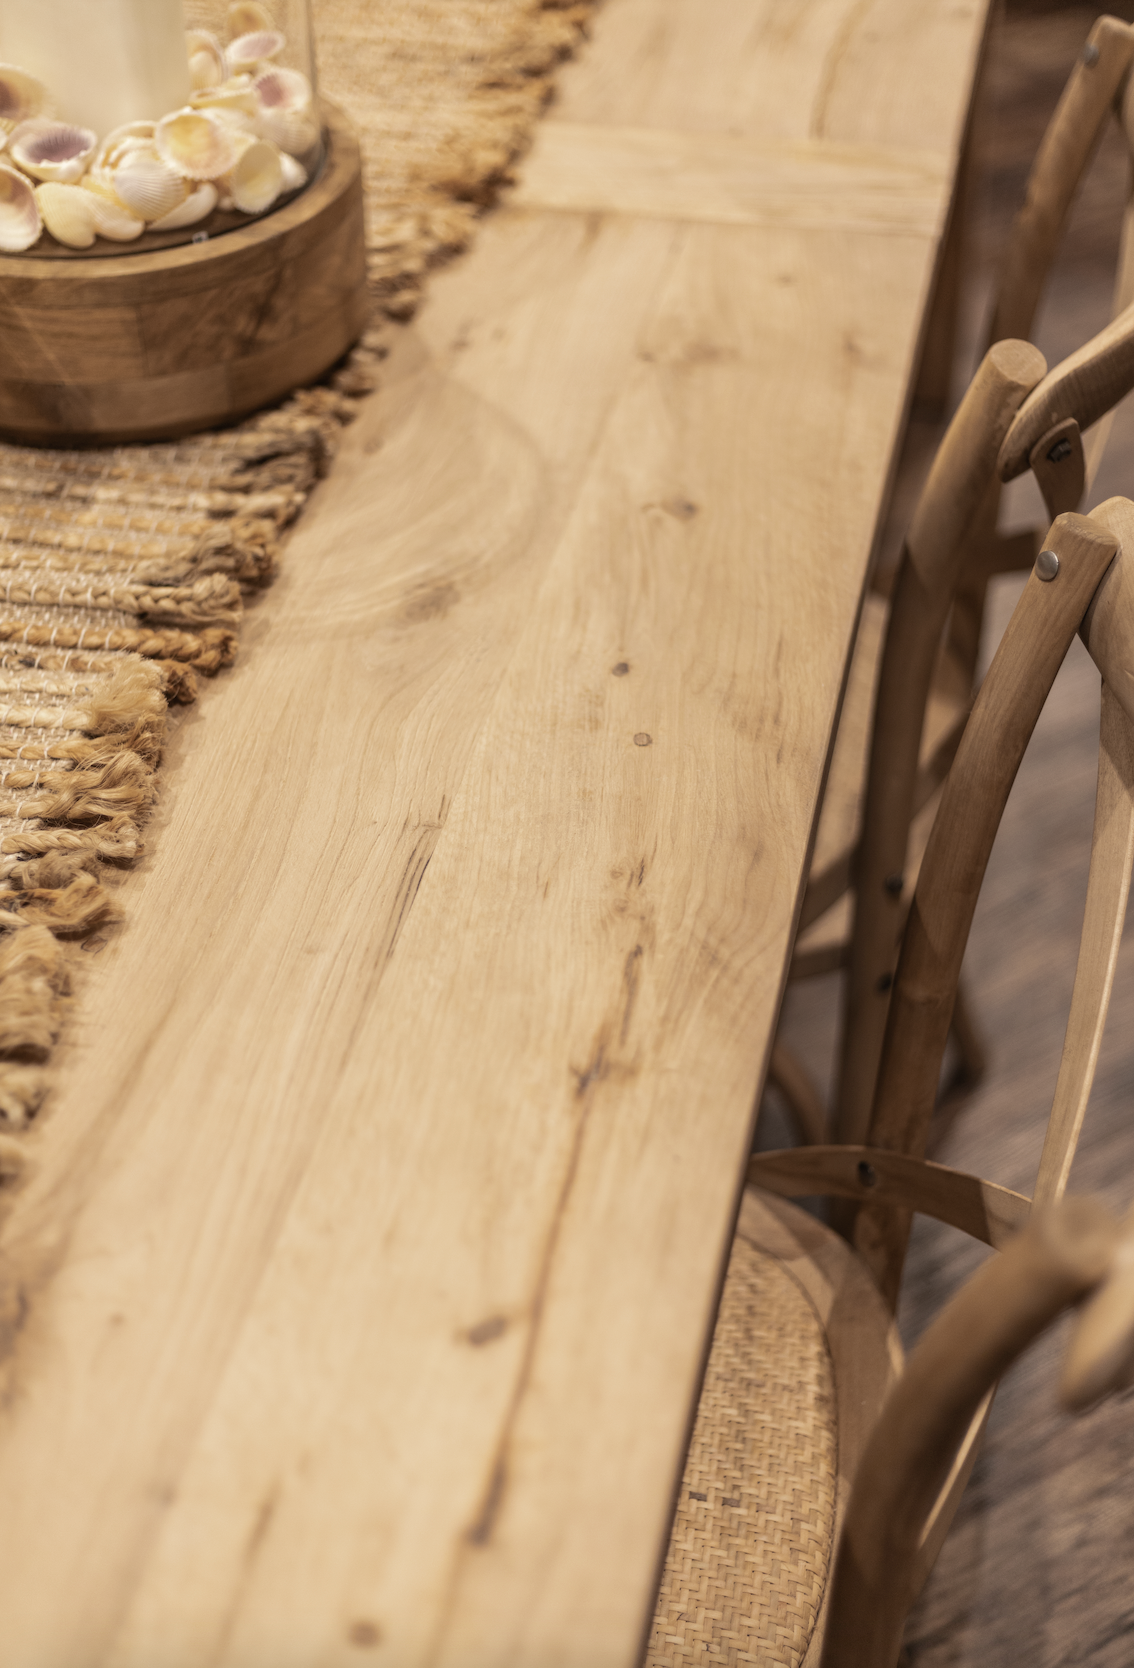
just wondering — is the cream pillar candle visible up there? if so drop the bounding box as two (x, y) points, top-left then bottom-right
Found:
(0, 0), (190, 138)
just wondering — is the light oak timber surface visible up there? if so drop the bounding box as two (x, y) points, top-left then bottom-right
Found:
(510, 126), (950, 235)
(0, 0), (993, 1661)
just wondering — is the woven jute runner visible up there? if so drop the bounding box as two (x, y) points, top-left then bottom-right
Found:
(0, 0), (595, 1130)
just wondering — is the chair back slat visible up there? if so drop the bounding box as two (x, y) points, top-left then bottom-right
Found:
(988, 15), (1134, 348)
(1000, 298), (1134, 480)
(834, 341), (1046, 1146)
(1036, 683), (1134, 1205)
(855, 514), (1120, 1304)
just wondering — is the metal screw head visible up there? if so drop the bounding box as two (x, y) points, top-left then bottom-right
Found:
(1046, 436), (1073, 464)
(1083, 41), (1101, 67)
(1036, 548), (1061, 582)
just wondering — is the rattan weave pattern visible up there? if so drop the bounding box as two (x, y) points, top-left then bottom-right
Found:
(644, 1233), (838, 1667)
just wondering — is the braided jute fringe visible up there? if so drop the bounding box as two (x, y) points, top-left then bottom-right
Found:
(0, 0), (599, 1141)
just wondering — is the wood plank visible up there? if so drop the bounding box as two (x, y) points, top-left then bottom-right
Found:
(0, 208), (679, 1665)
(0, 0), (994, 1657)
(550, 0), (989, 156)
(511, 125), (949, 235)
(0, 209), (934, 1663)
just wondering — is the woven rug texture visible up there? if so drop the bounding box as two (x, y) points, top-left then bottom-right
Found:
(0, 0), (595, 1135)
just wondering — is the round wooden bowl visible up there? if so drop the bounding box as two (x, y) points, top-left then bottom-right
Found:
(0, 101), (369, 447)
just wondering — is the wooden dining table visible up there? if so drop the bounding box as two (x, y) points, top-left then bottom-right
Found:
(0, 1), (995, 1662)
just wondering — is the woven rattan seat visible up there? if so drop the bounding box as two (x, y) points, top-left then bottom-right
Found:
(646, 1191), (900, 1668)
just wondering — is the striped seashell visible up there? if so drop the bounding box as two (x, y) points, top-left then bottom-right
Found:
(222, 134), (282, 214)
(189, 80), (260, 127)
(8, 118), (96, 184)
(0, 65), (49, 127)
(95, 121), (157, 175)
(87, 192), (144, 242)
(226, 2), (275, 37)
(155, 107), (238, 181)
(38, 179), (143, 245)
(35, 181), (98, 248)
(187, 30), (228, 91)
(227, 30), (286, 70)
(148, 180), (217, 231)
(253, 68), (317, 157)
(253, 66), (311, 113)
(278, 151), (307, 193)
(0, 163), (41, 251)
(111, 148), (188, 221)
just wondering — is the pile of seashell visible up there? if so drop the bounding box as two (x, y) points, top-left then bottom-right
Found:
(0, 2), (315, 253)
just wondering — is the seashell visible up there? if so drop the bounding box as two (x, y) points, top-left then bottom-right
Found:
(0, 65), (49, 127)
(155, 107), (238, 181)
(112, 148), (188, 221)
(254, 66), (311, 113)
(148, 180), (217, 230)
(7, 118), (96, 184)
(187, 30), (228, 91)
(223, 134), (281, 214)
(35, 181), (97, 248)
(87, 193), (144, 242)
(278, 151), (307, 193)
(81, 173), (126, 208)
(94, 121), (157, 174)
(227, 30), (286, 69)
(193, 96), (259, 139)
(189, 82), (260, 125)
(256, 105), (318, 158)
(253, 68), (317, 156)
(226, 2), (275, 37)
(0, 163), (41, 251)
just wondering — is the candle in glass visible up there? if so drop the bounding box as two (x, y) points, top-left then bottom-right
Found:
(0, 0), (190, 138)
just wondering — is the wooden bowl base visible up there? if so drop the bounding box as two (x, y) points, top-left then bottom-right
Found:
(0, 102), (368, 448)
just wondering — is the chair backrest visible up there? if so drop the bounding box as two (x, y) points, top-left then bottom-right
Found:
(946, 15), (1134, 677)
(854, 502), (1134, 1301)
(809, 24), (1134, 1152)
(833, 309), (1134, 1160)
(757, 498), (1134, 1266)
(821, 1191), (1134, 1668)
(754, 500), (1134, 1663)
(987, 14), (1134, 352)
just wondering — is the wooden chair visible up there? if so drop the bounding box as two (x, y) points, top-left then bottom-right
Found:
(646, 499), (1134, 1667)
(947, 11), (1134, 686)
(771, 14), (1134, 1149)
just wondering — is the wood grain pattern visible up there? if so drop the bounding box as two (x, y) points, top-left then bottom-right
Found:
(0, 104), (368, 446)
(510, 124), (949, 234)
(0, 0), (993, 1658)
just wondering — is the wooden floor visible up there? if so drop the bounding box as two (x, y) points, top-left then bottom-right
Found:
(775, 3), (1134, 1661)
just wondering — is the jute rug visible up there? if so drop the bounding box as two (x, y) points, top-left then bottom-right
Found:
(0, 0), (596, 1131)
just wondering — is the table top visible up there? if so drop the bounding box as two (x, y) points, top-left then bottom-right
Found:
(0, 1), (992, 1661)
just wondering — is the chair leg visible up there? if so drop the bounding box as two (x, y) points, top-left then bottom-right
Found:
(765, 1042), (828, 1147)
